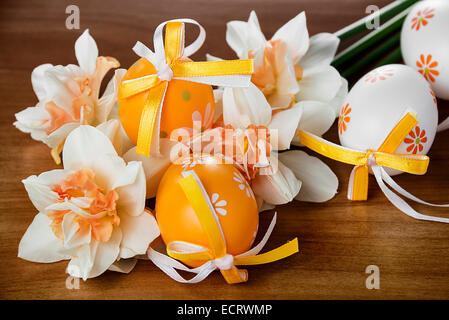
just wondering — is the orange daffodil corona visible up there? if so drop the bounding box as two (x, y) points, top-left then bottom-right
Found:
(14, 30), (133, 164)
(18, 126), (160, 280)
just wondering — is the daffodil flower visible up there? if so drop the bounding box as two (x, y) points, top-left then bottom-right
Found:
(216, 82), (338, 209)
(215, 11), (348, 140)
(18, 125), (159, 280)
(13, 30), (131, 164)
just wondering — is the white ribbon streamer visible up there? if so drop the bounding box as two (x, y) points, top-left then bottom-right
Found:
(147, 212), (278, 283)
(368, 161), (449, 224)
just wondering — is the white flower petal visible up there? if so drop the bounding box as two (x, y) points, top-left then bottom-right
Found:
(119, 210), (159, 259)
(272, 11), (309, 63)
(68, 227), (122, 280)
(96, 119), (134, 156)
(108, 259), (138, 273)
(299, 33), (340, 73)
(123, 139), (188, 198)
(62, 125), (118, 171)
(294, 100), (336, 139)
(61, 213), (91, 254)
(327, 77), (348, 117)
(45, 122), (80, 148)
(226, 11), (266, 59)
(279, 150), (338, 202)
(96, 68), (126, 124)
(206, 54), (223, 62)
(296, 65), (342, 103)
(18, 213), (69, 263)
(113, 161), (146, 217)
(22, 170), (69, 212)
(14, 103), (51, 141)
(66, 243), (94, 280)
(268, 104), (302, 150)
(31, 64), (53, 101)
(223, 82), (272, 128)
(252, 157), (301, 205)
(75, 29), (98, 77)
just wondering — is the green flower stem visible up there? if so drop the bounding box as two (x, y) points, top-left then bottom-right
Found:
(341, 32), (401, 79)
(332, 8), (412, 68)
(334, 0), (421, 41)
(374, 47), (403, 67)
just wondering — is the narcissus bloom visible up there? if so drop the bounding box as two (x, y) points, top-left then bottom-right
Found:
(223, 11), (346, 135)
(13, 30), (130, 164)
(18, 126), (159, 280)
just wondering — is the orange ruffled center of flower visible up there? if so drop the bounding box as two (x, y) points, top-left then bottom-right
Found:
(48, 167), (120, 242)
(249, 40), (299, 108)
(44, 56), (120, 135)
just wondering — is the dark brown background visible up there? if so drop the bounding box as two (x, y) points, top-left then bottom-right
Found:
(1, 0), (448, 299)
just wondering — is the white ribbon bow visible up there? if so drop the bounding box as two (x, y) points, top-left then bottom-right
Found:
(349, 155), (449, 223)
(148, 212), (278, 284)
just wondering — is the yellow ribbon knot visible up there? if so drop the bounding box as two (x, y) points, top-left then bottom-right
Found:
(118, 19), (254, 156)
(298, 111), (430, 201)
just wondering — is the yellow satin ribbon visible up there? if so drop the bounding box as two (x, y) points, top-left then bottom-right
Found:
(119, 21), (254, 156)
(298, 112), (430, 201)
(168, 173), (299, 284)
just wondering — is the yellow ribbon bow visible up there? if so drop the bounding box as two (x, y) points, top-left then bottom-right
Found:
(119, 19), (254, 156)
(298, 111), (429, 201)
(149, 171), (299, 284)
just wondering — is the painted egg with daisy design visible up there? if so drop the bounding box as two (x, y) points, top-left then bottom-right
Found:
(401, 0), (449, 99)
(339, 64), (438, 175)
(155, 153), (258, 266)
(118, 57), (215, 144)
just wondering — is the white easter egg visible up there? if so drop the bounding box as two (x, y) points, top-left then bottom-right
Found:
(338, 64), (438, 175)
(401, 0), (449, 100)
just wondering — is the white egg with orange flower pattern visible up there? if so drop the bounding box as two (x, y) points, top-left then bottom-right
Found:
(338, 64), (438, 175)
(401, 0), (449, 99)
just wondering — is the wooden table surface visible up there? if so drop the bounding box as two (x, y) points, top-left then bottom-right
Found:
(1, 0), (448, 300)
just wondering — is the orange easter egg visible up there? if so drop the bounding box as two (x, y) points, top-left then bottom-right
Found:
(118, 58), (215, 144)
(156, 154), (259, 266)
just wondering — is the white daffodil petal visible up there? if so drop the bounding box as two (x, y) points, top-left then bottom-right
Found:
(96, 69), (126, 124)
(328, 77), (348, 117)
(86, 228), (122, 279)
(45, 122), (80, 148)
(272, 11), (309, 63)
(14, 104), (51, 142)
(119, 211), (160, 259)
(62, 125), (118, 171)
(223, 83), (272, 128)
(90, 153), (127, 192)
(252, 158), (301, 205)
(299, 33), (340, 73)
(114, 161), (146, 217)
(279, 150), (338, 202)
(96, 119), (134, 156)
(61, 213), (92, 254)
(75, 29), (98, 77)
(295, 100), (336, 138)
(268, 104), (302, 150)
(296, 65), (342, 103)
(31, 63), (53, 101)
(18, 213), (69, 263)
(123, 139), (188, 198)
(22, 170), (69, 212)
(67, 242), (94, 280)
(108, 258), (138, 274)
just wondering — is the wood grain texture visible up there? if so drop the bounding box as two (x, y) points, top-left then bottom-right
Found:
(1, 0), (448, 300)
